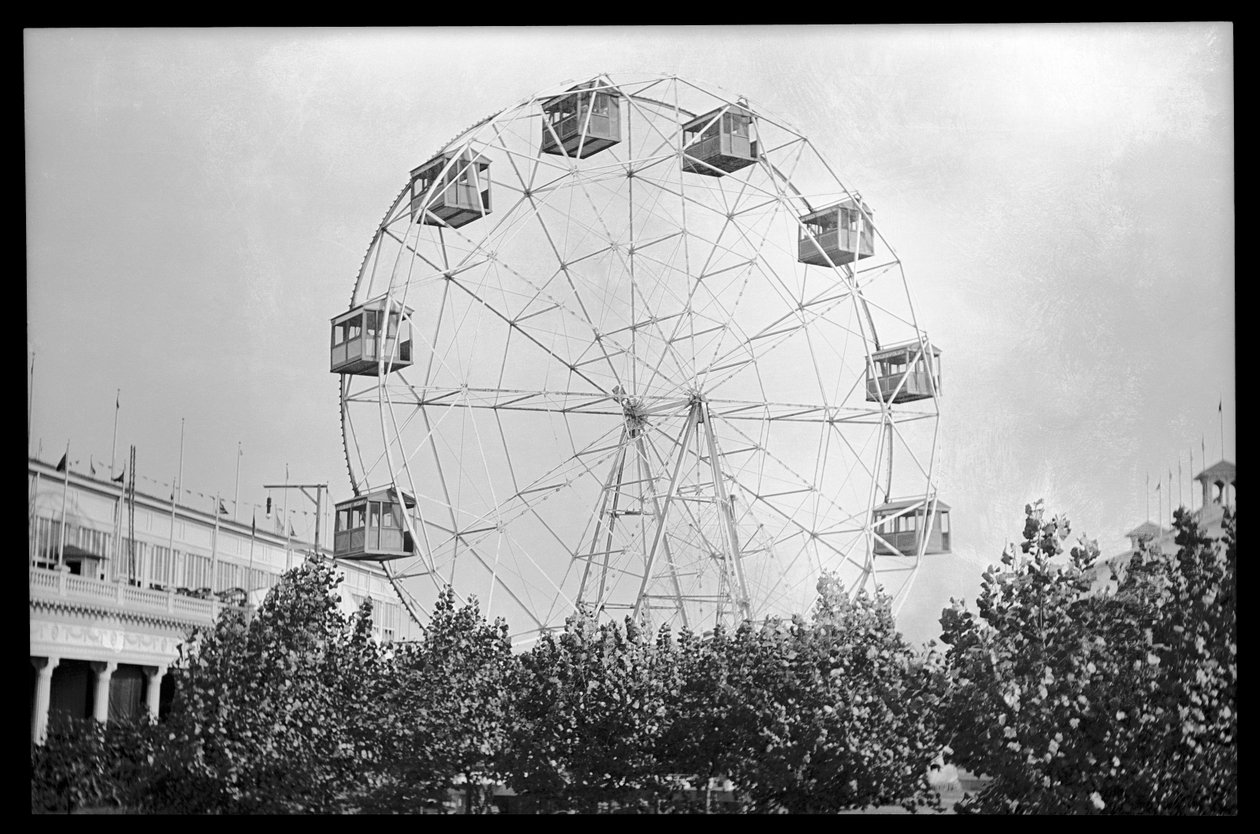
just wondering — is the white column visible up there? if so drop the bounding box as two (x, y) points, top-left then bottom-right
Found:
(144, 665), (167, 720)
(31, 656), (60, 745)
(89, 661), (117, 723)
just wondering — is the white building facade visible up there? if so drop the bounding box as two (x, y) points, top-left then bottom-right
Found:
(29, 456), (422, 744)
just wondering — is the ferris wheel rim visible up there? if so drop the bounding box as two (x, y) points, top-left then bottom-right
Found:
(337, 73), (942, 641)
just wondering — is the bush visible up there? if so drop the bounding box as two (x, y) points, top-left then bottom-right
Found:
(31, 714), (160, 813)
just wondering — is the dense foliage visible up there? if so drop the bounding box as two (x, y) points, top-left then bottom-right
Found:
(503, 613), (672, 811)
(30, 713), (161, 812)
(34, 503), (1235, 813)
(938, 502), (1237, 814)
(373, 588), (515, 813)
(658, 578), (942, 813)
(154, 557), (386, 812)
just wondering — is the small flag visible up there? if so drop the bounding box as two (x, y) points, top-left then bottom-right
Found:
(56, 452), (67, 472)
(90, 455), (97, 477)
(251, 512), (256, 536)
(112, 469), (125, 484)
(289, 520), (295, 537)
(219, 500), (230, 516)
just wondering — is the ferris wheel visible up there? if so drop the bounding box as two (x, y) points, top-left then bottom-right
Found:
(330, 74), (945, 646)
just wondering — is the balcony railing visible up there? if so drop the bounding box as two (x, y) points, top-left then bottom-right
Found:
(28, 565), (244, 625)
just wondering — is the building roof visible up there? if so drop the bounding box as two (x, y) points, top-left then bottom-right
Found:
(1194, 459), (1236, 483)
(28, 455), (392, 581)
(1124, 520), (1165, 539)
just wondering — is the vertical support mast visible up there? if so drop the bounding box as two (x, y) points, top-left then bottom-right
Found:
(577, 424), (629, 606)
(633, 431), (690, 631)
(700, 401), (751, 623)
(632, 401), (700, 623)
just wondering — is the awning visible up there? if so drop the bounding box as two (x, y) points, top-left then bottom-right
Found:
(62, 544), (107, 561)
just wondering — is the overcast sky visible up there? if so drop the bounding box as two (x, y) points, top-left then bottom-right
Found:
(25, 25), (1234, 645)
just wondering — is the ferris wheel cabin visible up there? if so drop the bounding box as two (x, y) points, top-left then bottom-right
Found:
(872, 498), (951, 556)
(866, 341), (941, 404)
(330, 298), (413, 376)
(798, 198), (875, 266)
(681, 106), (759, 176)
(540, 82), (622, 159)
(333, 488), (416, 561)
(409, 151), (492, 229)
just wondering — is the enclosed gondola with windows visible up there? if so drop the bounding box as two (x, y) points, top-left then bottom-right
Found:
(873, 498), (951, 556)
(866, 341), (941, 404)
(333, 488), (416, 561)
(409, 150), (492, 229)
(681, 105), (758, 176)
(330, 298), (413, 376)
(798, 197), (875, 266)
(540, 81), (622, 159)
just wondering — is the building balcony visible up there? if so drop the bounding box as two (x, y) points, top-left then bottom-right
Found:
(29, 565), (245, 626)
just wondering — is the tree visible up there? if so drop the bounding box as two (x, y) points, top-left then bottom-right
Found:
(506, 611), (676, 813)
(657, 622), (745, 812)
(147, 556), (388, 813)
(373, 588), (515, 814)
(713, 576), (942, 813)
(939, 501), (1237, 814)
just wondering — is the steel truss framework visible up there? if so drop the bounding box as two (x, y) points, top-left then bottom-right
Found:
(339, 74), (943, 646)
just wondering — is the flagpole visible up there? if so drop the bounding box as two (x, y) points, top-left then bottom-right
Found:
(283, 463), (291, 571)
(1178, 457), (1183, 514)
(127, 445), (137, 584)
(112, 468), (123, 572)
(233, 442), (242, 523)
(109, 389), (120, 478)
(166, 418), (184, 590)
(1145, 472), (1149, 522)
(1219, 399), (1225, 461)
(177, 418), (185, 506)
(31, 469), (40, 564)
(248, 512), (257, 599)
(1189, 446), (1195, 514)
(58, 440), (69, 568)
(211, 492), (220, 596)
(27, 353), (34, 453)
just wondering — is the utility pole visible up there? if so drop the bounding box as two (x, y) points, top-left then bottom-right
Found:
(262, 481), (329, 556)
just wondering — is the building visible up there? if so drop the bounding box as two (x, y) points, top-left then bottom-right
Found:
(1089, 459), (1236, 593)
(29, 455), (422, 744)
